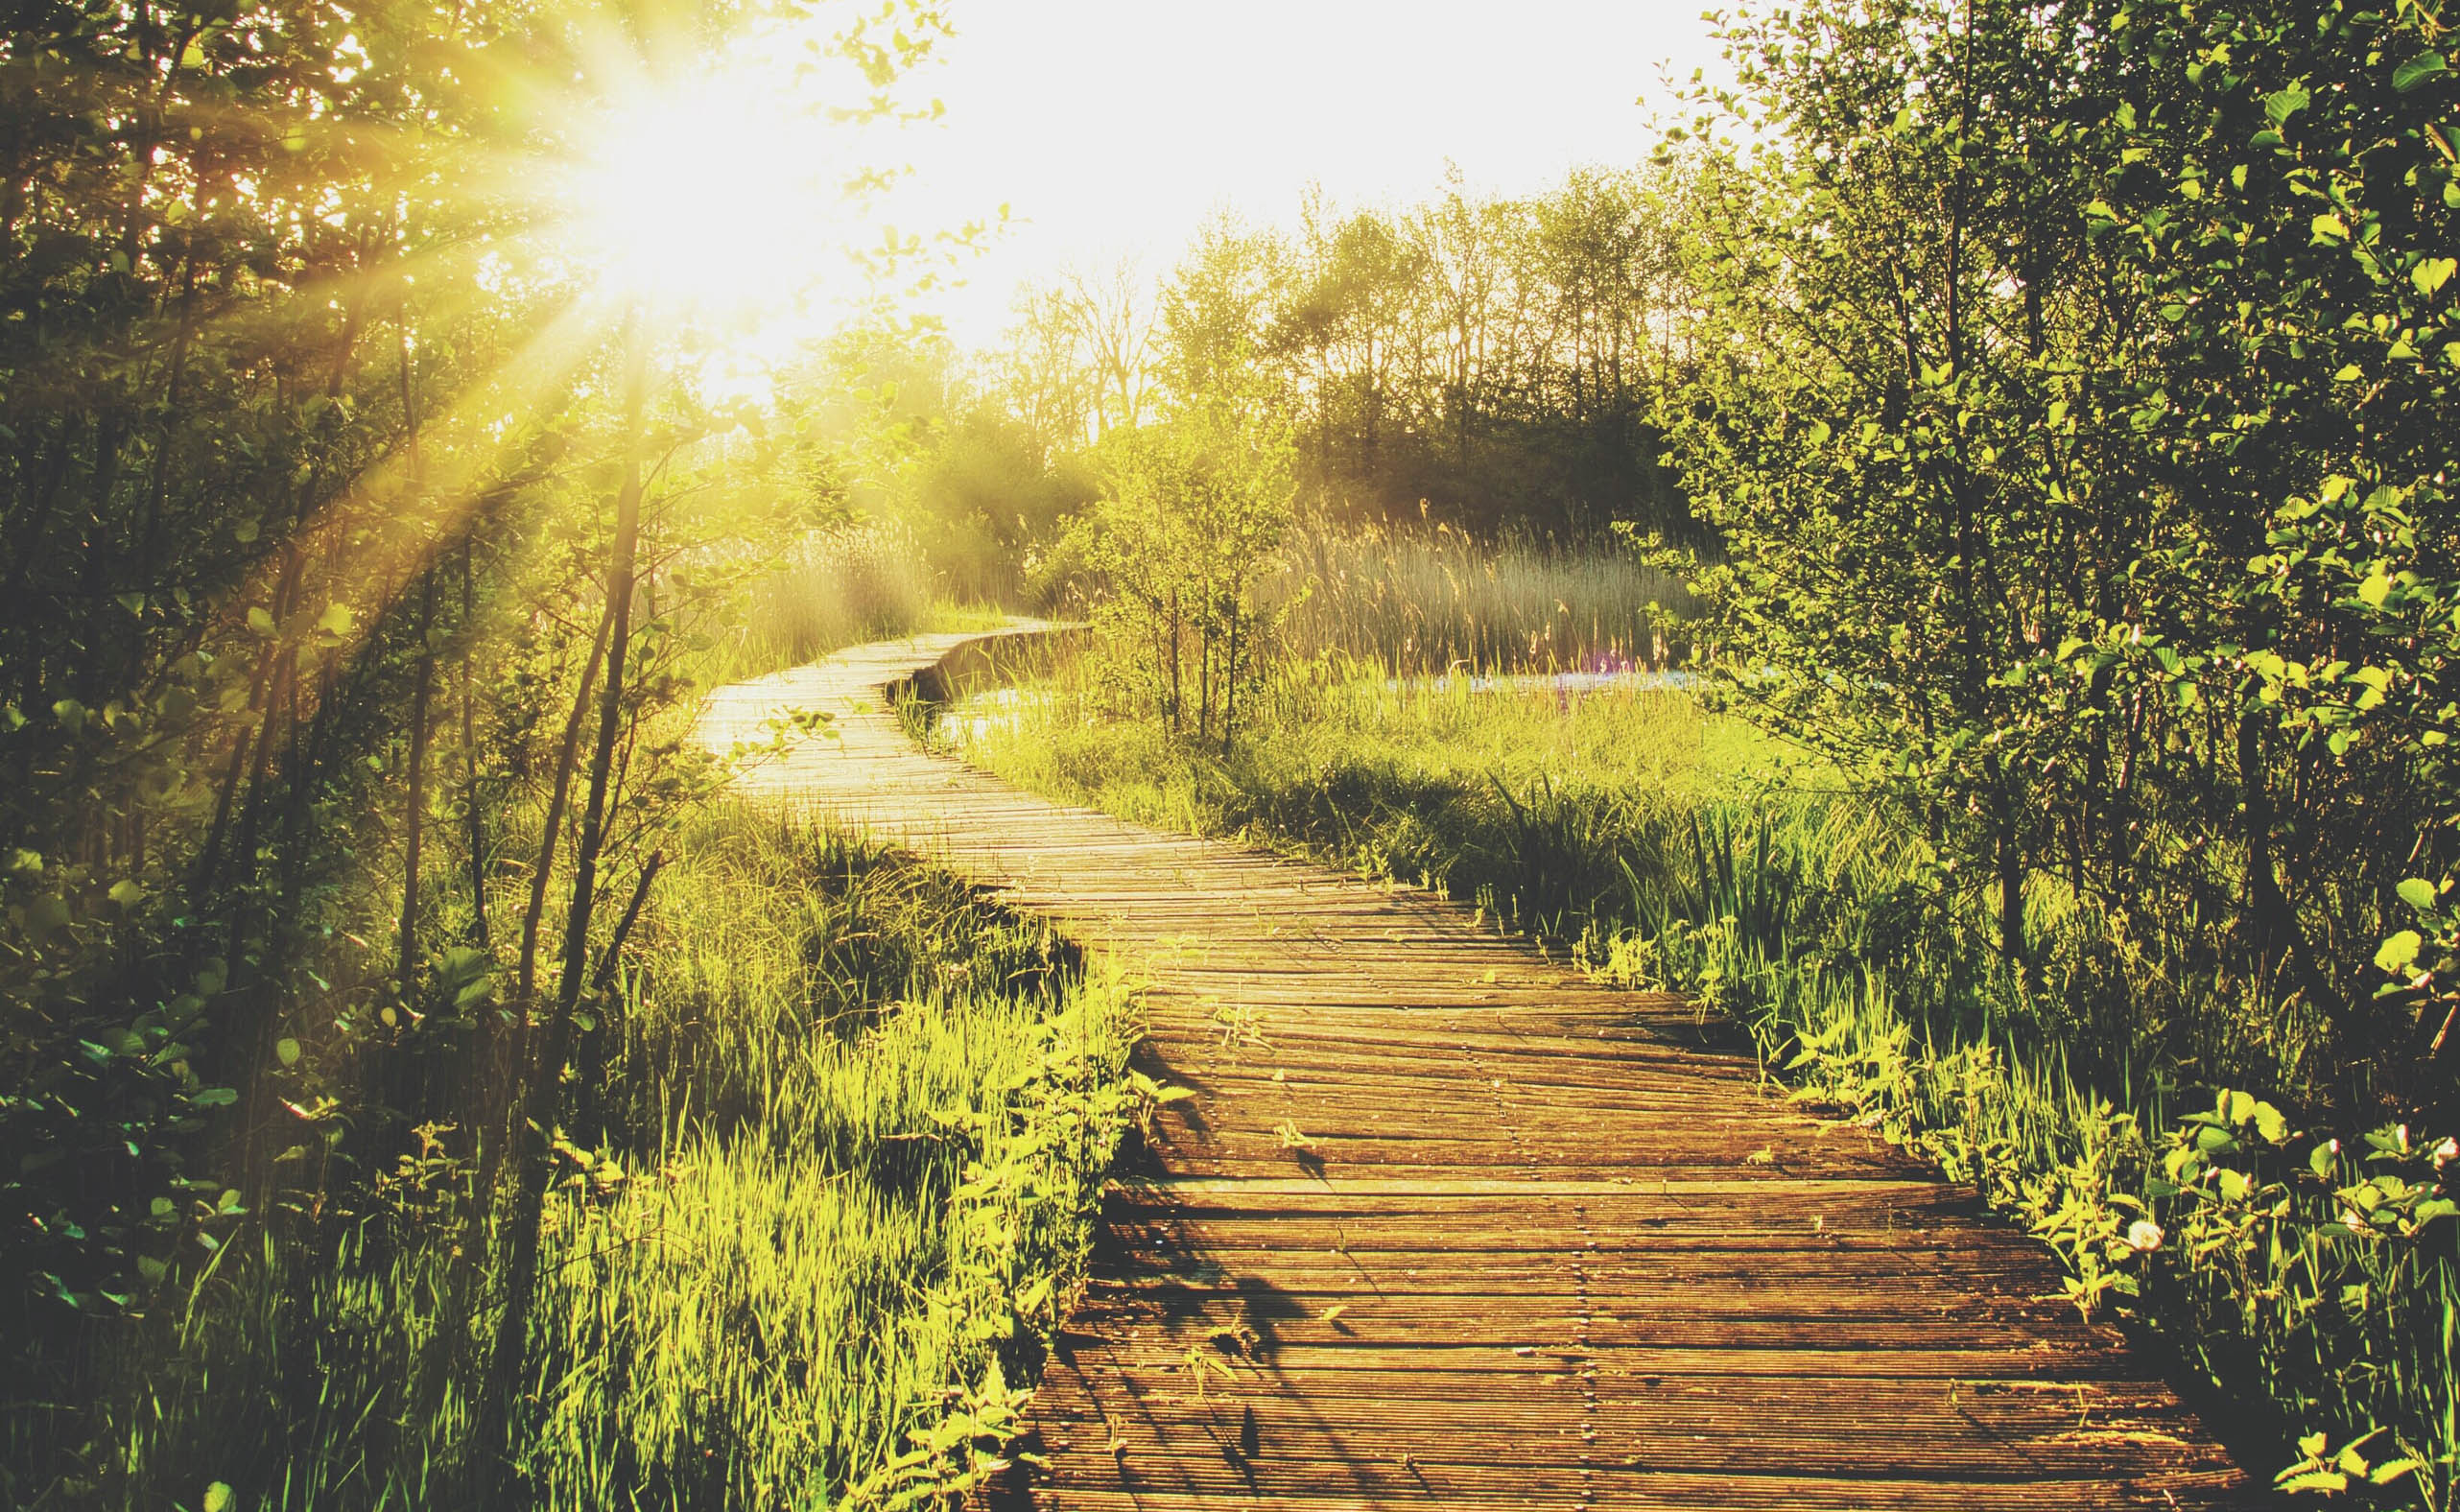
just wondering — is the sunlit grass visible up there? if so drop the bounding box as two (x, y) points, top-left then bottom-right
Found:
(698, 521), (1013, 687)
(953, 650), (1790, 916)
(1266, 523), (1691, 673)
(90, 804), (1134, 1510)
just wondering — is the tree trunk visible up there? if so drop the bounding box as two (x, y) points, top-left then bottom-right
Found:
(395, 315), (435, 1002)
(515, 603), (613, 1011)
(481, 318), (648, 1489)
(462, 540), (488, 946)
(397, 570), (436, 1001)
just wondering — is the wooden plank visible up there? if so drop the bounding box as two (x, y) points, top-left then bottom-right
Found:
(696, 627), (2263, 1509)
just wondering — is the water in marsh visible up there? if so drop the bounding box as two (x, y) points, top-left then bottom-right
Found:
(939, 664), (1696, 745)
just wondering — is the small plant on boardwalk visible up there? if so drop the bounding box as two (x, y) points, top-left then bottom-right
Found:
(1212, 1000), (1273, 1053)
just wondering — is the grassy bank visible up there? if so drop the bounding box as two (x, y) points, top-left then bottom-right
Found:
(64, 804), (1137, 1510)
(956, 656), (2460, 1508)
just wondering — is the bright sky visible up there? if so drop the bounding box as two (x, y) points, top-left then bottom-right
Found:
(889, 0), (1726, 347)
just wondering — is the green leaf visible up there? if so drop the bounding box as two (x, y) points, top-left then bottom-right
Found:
(2412, 256), (2456, 296)
(203, 1483), (234, 1512)
(2393, 52), (2448, 93)
(2398, 878), (2438, 910)
(2262, 86), (2309, 124)
(316, 602), (355, 638)
(2375, 930), (2422, 973)
(190, 1087), (240, 1109)
(2371, 1457), (2425, 1486)
(1014, 1275), (1053, 1315)
(247, 606), (276, 636)
(275, 1037), (301, 1067)
(107, 879), (144, 909)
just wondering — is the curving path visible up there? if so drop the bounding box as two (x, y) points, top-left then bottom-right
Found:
(698, 625), (2260, 1510)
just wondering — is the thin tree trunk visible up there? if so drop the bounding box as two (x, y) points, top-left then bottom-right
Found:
(1222, 610), (1241, 754)
(395, 313), (435, 1000)
(587, 853), (663, 1011)
(515, 602), (613, 1009)
(397, 570), (437, 1001)
(462, 541), (488, 945)
(482, 317), (648, 1489)
(480, 589), (611, 1208)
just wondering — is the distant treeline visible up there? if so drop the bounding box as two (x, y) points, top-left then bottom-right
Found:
(850, 168), (1705, 568)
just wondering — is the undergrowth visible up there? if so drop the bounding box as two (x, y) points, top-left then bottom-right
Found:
(82, 804), (1138, 1511)
(958, 655), (2460, 1510)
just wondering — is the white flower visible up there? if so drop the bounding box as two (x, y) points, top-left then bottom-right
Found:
(2433, 1136), (2458, 1171)
(2124, 1219), (2164, 1254)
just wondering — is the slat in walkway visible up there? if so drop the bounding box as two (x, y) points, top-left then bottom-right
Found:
(698, 626), (2261, 1510)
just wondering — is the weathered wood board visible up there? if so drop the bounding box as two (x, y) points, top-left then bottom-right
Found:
(698, 626), (2262, 1510)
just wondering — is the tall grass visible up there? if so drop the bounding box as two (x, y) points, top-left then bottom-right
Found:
(710, 521), (1008, 684)
(1266, 522), (1689, 673)
(958, 653), (2460, 1510)
(79, 805), (1137, 1511)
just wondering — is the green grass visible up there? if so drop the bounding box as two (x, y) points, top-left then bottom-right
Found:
(953, 652), (1792, 927)
(81, 805), (1138, 1511)
(958, 653), (2460, 1511)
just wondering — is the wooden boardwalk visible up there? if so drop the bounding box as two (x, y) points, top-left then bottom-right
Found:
(698, 626), (2260, 1510)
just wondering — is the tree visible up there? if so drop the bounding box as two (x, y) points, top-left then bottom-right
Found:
(0, 0), (954, 1495)
(1084, 404), (1295, 748)
(1660, 0), (2460, 1120)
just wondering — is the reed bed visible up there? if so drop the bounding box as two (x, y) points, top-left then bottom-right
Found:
(1265, 523), (1688, 674)
(715, 521), (1005, 682)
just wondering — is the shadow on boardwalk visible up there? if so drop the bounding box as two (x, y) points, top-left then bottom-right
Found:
(698, 625), (2262, 1511)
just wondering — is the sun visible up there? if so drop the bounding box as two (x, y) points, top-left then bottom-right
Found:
(558, 55), (854, 321)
